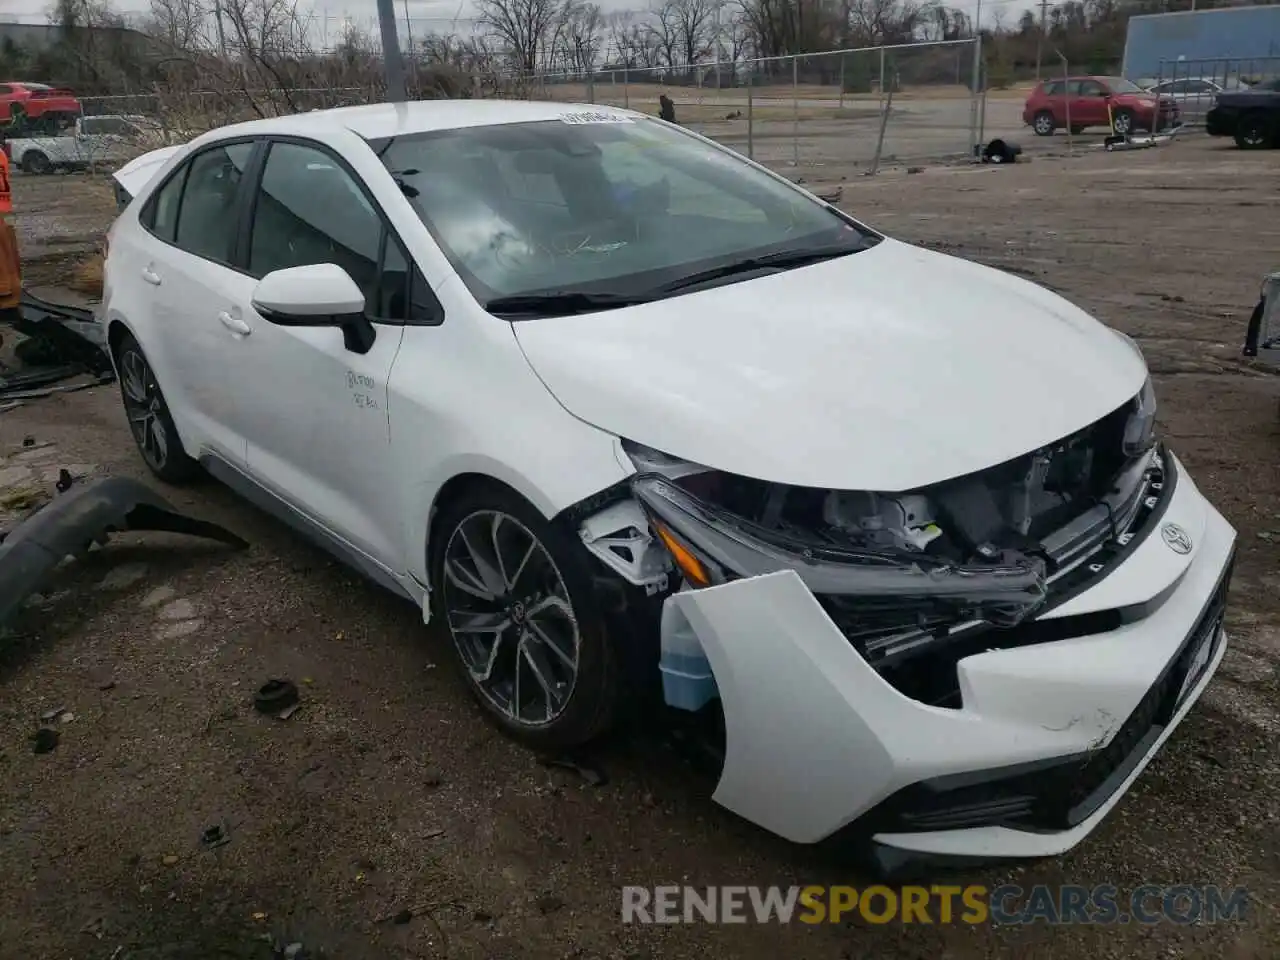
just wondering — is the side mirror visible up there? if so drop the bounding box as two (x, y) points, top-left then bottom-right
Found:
(251, 263), (376, 354)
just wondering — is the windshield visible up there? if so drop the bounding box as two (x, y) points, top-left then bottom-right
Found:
(374, 116), (875, 311)
(1104, 77), (1145, 94)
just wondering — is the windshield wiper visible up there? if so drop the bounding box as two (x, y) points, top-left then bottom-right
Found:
(484, 290), (653, 318)
(654, 243), (872, 295)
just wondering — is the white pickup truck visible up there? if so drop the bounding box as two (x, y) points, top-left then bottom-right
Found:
(8, 114), (161, 174)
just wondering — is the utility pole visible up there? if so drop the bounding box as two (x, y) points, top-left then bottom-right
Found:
(1035, 0), (1047, 81)
(214, 0), (227, 59)
(375, 0), (408, 102)
(402, 0), (414, 67)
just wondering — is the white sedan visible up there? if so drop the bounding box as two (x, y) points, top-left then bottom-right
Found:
(103, 101), (1235, 870)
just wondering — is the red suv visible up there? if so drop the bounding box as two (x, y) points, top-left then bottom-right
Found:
(0, 82), (82, 131)
(1023, 75), (1179, 136)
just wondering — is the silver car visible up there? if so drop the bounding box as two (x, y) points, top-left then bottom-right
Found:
(1144, 77), (1248, 123)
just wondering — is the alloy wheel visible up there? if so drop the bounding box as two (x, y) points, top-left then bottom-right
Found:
(1113, 112), (1132, 135)
(1034, 114), (1053, 135)
(1241, 125), (1266, 147)
(120, 348), (170, 470)
(442, 510), (581, 727)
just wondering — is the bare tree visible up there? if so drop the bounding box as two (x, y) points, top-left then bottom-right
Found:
(146, 0), (216, 52)
(608, 11), (664, 69)
(475, 0), (564, 73)
(557, 0), (604, 75)
(672, 0), (718, 71)
(650, 1), (680, 68)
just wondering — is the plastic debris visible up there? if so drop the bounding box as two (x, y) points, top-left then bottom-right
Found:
(31, 727), (59, 754)
(253, 679), (299, 714)
(200, 824), (230, 849)
(537, 753), (607, 786)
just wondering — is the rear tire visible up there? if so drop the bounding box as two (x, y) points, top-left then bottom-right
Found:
(430, 483), (621, 752)
(113, 330), (201, 484)
(1032, 111), (1056, 136)
(1234, 112), (1272, 149)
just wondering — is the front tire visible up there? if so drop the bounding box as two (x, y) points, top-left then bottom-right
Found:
(1032, 111), (1055, 136)
(430, 484), (620, 751)
(1111, 109), (1135, 136)
(22, 150), (51, 174)
(114, 330), (201, 484)
(1235, 112), (1272, 149)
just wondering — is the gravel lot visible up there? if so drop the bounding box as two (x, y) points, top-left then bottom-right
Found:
(1, 134), (1278, 959)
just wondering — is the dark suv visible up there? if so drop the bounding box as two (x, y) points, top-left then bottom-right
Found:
(1206, 77), (1280, 149)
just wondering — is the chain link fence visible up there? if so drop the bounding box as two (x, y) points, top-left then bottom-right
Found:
(14, 41), (981, 176)
(1148, 56), (1280, 129)
(487, 40), (981, 172)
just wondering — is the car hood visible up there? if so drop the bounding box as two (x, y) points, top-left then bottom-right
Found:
(511, 238), (1147, 491)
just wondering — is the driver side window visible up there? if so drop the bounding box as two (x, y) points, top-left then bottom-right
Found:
(247, 141), (382, 299)
(245, 140), (442, 325)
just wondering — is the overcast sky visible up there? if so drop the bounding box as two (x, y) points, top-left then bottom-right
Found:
(6, 0), (1038, 37)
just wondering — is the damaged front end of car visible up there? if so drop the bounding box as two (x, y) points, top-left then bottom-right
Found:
(576, 372), (1163, 712)
(560, 362), (1234, 862)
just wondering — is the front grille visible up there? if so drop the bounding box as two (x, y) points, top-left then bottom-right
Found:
(865, 554), (1232, 835)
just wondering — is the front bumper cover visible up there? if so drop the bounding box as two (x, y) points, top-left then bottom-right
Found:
(659, 452), (1235, 860)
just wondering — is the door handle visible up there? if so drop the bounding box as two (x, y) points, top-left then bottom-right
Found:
(218, 311), (252, 336)
(141, 267), (161, 286)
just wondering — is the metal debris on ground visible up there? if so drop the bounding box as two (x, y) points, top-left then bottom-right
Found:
(537, 753), (608, 786)
(39, 705), (66, 722)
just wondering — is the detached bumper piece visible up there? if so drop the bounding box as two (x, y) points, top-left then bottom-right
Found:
(14, 290), (114, 378)
(1243, 271), (1280, 368)
(0, 476), (246, 625)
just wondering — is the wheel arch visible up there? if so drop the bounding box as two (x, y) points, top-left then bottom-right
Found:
(416, 449), (631, 612)
(106, 318), (200, 464)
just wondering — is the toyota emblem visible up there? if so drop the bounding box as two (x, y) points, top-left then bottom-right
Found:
(1161, 522), (1193, 555)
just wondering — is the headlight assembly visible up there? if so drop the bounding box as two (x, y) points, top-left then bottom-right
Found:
(629, 471), (1046, 626)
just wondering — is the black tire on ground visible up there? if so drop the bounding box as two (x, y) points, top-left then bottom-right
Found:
(1032, 111), (1056, 136)
(1111, 109), (1135, 136)
(112, 329), (202, 484)
(22, 150), (51, 174)
(429, 482), (622, 752)
(1234, 112), (1273, 150)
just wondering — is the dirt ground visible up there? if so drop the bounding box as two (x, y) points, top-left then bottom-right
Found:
(1, 135), (1278, 960)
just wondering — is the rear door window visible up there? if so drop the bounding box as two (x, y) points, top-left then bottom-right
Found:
(173, 142), (255, 264)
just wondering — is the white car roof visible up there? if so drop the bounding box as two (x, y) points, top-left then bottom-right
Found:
(188, 99), (641, 148)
